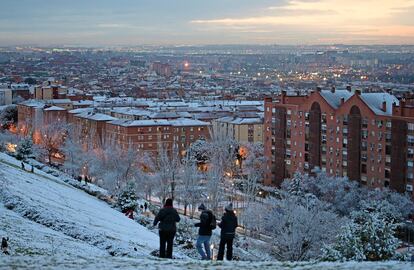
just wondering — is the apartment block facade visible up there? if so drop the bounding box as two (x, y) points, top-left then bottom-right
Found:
(264, 89), (414, 199)
(212, 116), (264, 144)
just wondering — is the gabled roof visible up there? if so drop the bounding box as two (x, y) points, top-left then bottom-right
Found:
(359, 93), (399, 116)
(170, 118), (210, 127)
(319, 90), (353, 109)
(108, 119), (171, 127)
(44, 106), (66, 111)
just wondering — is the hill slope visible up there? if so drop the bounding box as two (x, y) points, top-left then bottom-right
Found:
(0, 153), (412, 269)
(0, 153), (158, 258)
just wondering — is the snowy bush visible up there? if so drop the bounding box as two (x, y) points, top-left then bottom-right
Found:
(322, 205), (400, 261)
(117, 182), (138, 213)
(281, 172), (414, 220)
(263, 196), (343, 261)
(175, 218), (198, 246)
(15, 137), (33, 160)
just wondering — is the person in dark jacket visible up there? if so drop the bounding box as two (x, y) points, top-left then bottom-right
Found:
(153, 198), (180, 258)
(1, 237), (9, 255)
(217, 203), (238, 261)
(194, 203), (215, 260)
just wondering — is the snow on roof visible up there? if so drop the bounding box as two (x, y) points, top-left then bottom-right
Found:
(72, 100), (94, 105)
(44, 106), (66, 111)
(19, 99), (45, 108)
(111, 107), (153, 116)
(75, 112), (117, 121)
(108, 119), (171, 127)
(68, 108), (94, 114)
(170, 118), (210, 127)
(320, 90), (353, 109)
(108, 118), (209, 127)
(359, 92), (399, 116)
(150, 111), (192, 119)
(47, 99), (72, 104)
(216, 116), (263, 125)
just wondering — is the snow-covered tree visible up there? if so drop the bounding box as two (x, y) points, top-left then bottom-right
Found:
(37, 122), (69, 164)
(0, 105), (17, 131)
(176, 157), (202, 217)
(134, 168), (154, 201)
(366, 189), (414, 222)
(153, 143), (180, 202)
(264, 196), (343, 261)
(241, 202), (265, 238)
(281, 171), (309, 197)
(244, 171), (261, 205)
(117, 181), (138, 213)
(322, 205), (400, 261)
(204, 163), (224, 214)
(88, 141), (140, 194)
(241, 142), (266, 176)
(281, 172), (368, 216)
(61, 126), (91, 178)
(16, 137), (33, 160)
(186, 139), (210, 166)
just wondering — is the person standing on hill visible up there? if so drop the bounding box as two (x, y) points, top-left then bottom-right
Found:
(194, 203), (216, 260)
(153, 198), (180, 258)
(217, 203), (238, 261)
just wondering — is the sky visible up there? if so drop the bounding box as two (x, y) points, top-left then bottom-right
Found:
(1, 0), (414, 46)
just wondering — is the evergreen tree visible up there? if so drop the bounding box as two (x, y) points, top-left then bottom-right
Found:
(322, 206), (400, 261)
(16, 137), (33, 160)
(117, 182), (138, 213)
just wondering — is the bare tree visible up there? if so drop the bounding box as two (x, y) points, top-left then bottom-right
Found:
(153, 143), (180, 203)
(37, 122), (69, 165)
(177, 157), (202, 217)
(61, 126), (90, 177)
(88, 140), (140, 194)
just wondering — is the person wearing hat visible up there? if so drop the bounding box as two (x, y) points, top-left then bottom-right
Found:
(153, 198), (180, 258)
(194, 203), (216, 260)
(217, 203), (238, 261)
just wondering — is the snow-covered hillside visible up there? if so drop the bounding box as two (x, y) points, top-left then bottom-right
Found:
(1, 153), (413, 269)
(0, 152), (158, 258)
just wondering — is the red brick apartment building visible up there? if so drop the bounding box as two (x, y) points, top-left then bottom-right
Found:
(105, 118), (211, 156)
(264, 89), (414, 199)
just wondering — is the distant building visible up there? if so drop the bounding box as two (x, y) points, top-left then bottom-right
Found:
(10, 83), (31, 101)
(34, 85), (68, 100)
(152, 62), (172, 77)
(0, 88), (12, 105)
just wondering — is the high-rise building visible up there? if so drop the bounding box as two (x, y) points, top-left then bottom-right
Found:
(264, 89), (413, 199)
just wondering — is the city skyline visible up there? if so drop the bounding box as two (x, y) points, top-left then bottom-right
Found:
(1, 0), (414, 46)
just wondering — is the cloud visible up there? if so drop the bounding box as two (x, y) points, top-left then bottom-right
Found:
(190, 0), (414, 43)
(97, 23), (133, 29)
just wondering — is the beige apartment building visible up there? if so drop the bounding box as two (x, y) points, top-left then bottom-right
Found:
(212, 116), (263, 144)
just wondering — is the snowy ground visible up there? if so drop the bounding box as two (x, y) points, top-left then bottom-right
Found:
(1, 152), (413, 269)
(0, 153), (159, 258)
(1, 256), (413, 270)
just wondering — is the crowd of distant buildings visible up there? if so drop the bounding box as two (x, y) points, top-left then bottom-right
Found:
(1, 50), (413, 200)
(13, 79), (264, 160)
